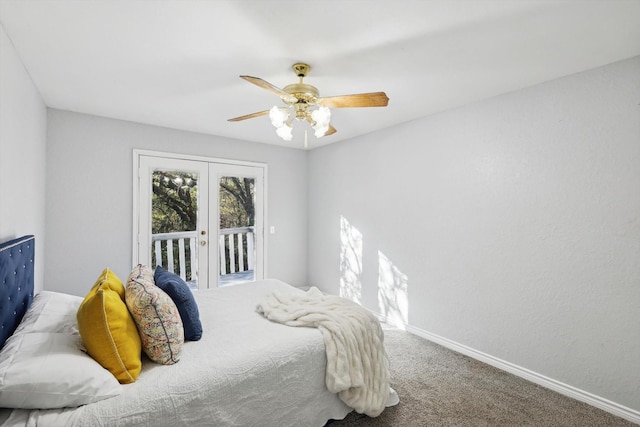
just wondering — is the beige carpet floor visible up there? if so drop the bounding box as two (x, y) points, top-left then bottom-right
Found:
(326, 328), (636, 426)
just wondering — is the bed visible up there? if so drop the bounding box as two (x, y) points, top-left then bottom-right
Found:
(0, 235), (394, 426)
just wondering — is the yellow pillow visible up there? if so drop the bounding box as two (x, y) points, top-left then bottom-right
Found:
(77, 269), (142, 384)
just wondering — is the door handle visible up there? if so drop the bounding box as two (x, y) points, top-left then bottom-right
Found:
(200, 240), (207, 246)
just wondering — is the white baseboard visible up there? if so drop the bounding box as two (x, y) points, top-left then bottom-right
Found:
(382, 319), (640, 424)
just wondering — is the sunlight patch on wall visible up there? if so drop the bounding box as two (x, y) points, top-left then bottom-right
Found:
(378, 251), (408, 329)
(340, 215), (363, 303)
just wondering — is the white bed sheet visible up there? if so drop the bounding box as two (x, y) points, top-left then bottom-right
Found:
(1, 279), (352, 427)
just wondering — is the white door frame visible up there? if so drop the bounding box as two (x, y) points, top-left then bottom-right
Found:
(132, 149), (268, 287)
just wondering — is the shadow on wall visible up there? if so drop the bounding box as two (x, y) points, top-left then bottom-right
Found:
(339, 215), (409, 330)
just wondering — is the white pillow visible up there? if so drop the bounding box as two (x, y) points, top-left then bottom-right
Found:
(12, 291), (83, 336)
(0, 332), (122, 409)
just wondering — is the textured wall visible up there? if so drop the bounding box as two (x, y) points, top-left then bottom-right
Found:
(308, 56), (640, 412)
(0, 24), (47, 293)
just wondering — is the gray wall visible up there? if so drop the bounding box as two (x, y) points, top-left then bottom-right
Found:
(45, 110), (308, 295)
(308, 56), (640, 412)
(0, 23), (47, 293)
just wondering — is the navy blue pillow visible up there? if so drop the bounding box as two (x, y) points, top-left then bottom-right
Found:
(153, 266), (202, 341)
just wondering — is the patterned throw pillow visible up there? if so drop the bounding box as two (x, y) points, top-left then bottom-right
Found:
(125, 264), (184, 364)
(153, 266), (202, 341)
(76, 269), (142, 383)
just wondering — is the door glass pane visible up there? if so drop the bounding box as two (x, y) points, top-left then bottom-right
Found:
(218, 176), (255, 287)
(151, 170), (200, 290)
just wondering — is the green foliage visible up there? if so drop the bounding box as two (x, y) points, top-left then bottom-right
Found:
(152, 171), (198, 234)
(219, 177), (255, 229)
(151, 172), (255, 233)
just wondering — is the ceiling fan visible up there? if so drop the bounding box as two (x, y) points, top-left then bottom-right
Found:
(228, 63), (389, 142)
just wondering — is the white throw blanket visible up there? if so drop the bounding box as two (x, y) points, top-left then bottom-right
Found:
(256, 287), (391, 417)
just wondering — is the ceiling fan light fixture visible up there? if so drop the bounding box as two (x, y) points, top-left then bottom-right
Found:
(313, 125), (329, 138)
(310, 106), (331, 138)
(269, 106), (289, 128)
(311, 106), (331, 126)
(275, 122), (293, 141)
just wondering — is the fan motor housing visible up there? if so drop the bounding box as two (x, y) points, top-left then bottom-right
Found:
(283, 83), (319, 105)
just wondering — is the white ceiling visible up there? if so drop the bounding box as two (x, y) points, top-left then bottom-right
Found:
(1, 0), (639, 149)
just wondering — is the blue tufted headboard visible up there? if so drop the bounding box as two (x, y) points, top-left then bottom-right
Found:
(0, 235), (35, 349)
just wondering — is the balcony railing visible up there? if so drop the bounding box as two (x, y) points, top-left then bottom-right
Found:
(151, 227), (255, 287)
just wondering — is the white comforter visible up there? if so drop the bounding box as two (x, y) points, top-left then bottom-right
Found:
(1, 280), (352, 427)
(257, 287), (391, 417)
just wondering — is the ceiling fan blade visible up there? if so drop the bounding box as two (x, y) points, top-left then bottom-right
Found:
(240, 75), (297, 103)
(318, 92), (389, 108)
(227, 110), (270, 122)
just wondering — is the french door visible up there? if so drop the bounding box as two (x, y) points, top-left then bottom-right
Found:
(134, 151), (265, 289)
